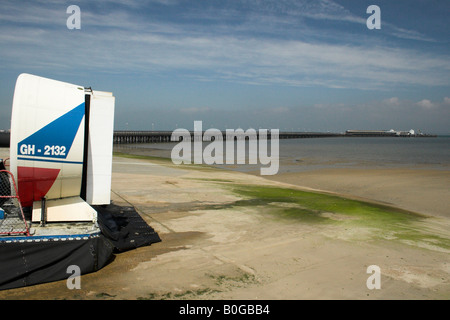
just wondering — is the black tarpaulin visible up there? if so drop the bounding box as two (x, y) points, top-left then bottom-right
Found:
(0, 203), (161, 290)
(95, 203), (161, 252)
(0, 234), (114, 290)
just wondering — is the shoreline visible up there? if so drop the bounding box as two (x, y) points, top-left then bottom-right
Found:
(113, 146), (449, 219)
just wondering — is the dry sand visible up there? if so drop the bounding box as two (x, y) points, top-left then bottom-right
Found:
(0, 149), (449, 300)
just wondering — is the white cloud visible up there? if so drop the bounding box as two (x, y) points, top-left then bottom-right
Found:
(2, 24), (448, 90)
(416, 99), (434, 109)
(389, 26), (435, 42)
(242, 0), (434, 42)
(0, 0), (448, 90)
(384, 97), (400, 106)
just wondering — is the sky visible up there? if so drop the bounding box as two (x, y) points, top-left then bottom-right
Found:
(0, 0), (449, 134)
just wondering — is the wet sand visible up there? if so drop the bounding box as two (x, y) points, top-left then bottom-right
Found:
(0, 148), (449, 300)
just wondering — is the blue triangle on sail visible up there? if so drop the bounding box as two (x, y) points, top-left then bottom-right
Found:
(18, 102), (85, 159)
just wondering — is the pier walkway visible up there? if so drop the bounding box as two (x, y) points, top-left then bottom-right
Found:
(113, 131), (343, 144)
(0, 130), (437, 148)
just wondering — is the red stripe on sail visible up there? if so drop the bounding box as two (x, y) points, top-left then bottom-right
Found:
(17, 166), (61, 207)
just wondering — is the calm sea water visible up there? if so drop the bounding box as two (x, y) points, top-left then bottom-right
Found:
(114, 136), (450, 173)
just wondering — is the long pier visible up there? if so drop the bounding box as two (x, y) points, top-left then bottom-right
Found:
(0, 130), (438, 148)
(113, 130), (344, 144)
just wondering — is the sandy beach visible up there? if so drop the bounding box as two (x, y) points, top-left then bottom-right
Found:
(0, 148), (449, 300)
(265, 168), (450, 219)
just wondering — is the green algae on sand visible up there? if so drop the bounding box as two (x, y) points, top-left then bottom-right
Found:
(228, 185), (450, 251)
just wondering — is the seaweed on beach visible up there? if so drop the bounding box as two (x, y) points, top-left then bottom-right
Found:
(230, 185), (422, 222)
(225, 185), (450, 251)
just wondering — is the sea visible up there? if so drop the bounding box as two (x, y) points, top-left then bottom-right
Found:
(114, 136), (450, 174)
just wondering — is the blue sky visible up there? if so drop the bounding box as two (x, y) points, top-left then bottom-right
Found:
(0, 0), (449, 133)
